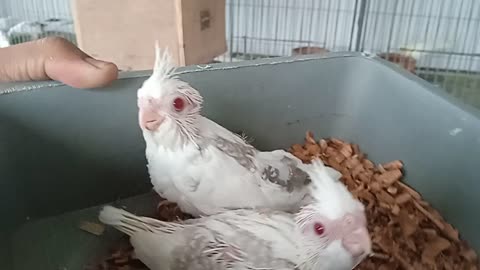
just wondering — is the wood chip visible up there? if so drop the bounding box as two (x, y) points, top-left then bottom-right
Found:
(114, 257), (130, 264)
(443, 222), (460, 243)
(331, 138), (344, 147)
(395, 192), (412, 205)
(319, 139), (328, 151)
(413, 200), (445, 230)
(398, 209), (417, 237)
(345, 158), (361, 170)
(382, 160), (403, 170)
(375, 169), (402, 186)
(391, 204), (400, 215)
(376, 190), (396, 204)
(352, 163), (365, 178)
(352, 144), (360, 155)
(305, 131), (316, 144)
(423, 228), (437, 239)
(386, 186), (397, 195)
(305, 143), (321, 155)
(370, 253), (390, 260)
(393, 253), (414, 270)
(291, 144), (304, 153)
(398, 182), (422, 200)
(462, 249), (478, 262)
(79, 221), (105, 236)
(289, 133), (479, 270)
(422, 236), (451, 265)
(377, 164), (387, 174)
(362, 159), (375, 170)
(92, 132), (479, 270)
(339, 144), (353, 158)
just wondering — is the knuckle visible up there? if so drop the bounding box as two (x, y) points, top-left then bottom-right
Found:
(38, 36), (71, 49)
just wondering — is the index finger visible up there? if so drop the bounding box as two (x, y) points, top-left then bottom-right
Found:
(0, 37), (118, 88)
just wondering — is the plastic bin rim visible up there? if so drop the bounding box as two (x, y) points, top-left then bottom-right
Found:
(0, 52), (399, 94)
(1, 51), (479, 118)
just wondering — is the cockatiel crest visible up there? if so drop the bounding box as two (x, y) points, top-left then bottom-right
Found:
(138, 42), (203, 148)
(99, 158), (371, 270)
(136, 44), (339, 217)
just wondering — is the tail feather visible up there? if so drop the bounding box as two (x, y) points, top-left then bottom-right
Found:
(297, 158), (361, 219)
(297, 159), (342, 182)
(298, 158), (353, 203)
(99, 206), (182, 236)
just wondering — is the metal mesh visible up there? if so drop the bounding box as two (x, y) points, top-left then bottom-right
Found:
(0, 0), (75, 47)
(220, 0), (480, 108)
(1, 0), (479, 108)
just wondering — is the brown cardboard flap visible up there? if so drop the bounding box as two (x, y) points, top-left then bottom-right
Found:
(72, 0), (226, 70)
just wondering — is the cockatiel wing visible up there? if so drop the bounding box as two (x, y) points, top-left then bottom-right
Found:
(255, 150), (310, 191)
(198, 117), (342, 191)
(171, 220), (296, 269)
(198, 117), (308, 190)
(99, 206), (297, 270)
(253, 151), (343, 211)
(198, 117), (258, 171)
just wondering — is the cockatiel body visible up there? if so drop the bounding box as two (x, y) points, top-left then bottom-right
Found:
(99, 159), (372, 270)
(137, 45), (339, 216)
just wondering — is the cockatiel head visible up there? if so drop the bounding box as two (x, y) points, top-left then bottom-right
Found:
(137, 43), (203, 147)
(295, 159), (371, 269)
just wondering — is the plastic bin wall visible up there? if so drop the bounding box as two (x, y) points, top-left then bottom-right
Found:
(1, 53), (479, 254)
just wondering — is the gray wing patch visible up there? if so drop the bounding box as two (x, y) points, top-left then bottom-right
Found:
(170, 225), (296, 270)
(261, 157), (311, 192)
(170, 230), (237, 270)
(203, 135), (310, 192)
(208, 136), (258, 172)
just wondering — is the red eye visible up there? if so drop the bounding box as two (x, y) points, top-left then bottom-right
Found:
(314, 223), (325, 235)
(173, 97), (185, 112)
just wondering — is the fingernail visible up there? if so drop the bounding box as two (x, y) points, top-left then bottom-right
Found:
(84, 57), (112, 69)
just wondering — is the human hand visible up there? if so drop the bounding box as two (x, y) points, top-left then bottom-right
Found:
(0, 37), (118, 88)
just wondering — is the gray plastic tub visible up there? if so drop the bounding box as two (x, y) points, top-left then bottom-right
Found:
(1, 52), (479, 269)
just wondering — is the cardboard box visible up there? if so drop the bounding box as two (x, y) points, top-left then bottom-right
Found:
(72, 0), (226, 71)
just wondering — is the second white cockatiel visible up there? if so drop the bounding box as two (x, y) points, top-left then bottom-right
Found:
(99, 159), (372, 270)
(137, 44), (340, 217)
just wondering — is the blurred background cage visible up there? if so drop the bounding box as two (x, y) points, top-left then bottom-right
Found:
(1, 0), (479, 108)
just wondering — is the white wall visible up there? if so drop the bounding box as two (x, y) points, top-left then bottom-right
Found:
(1, 0), (478, 71)
(226, 0), (357, 55)
(226, 0), (480, 71)
(360, 0), (480, 71)
(2, 0), (71, 21)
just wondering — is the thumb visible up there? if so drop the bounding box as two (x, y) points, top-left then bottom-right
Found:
(0, 37), (118, 88)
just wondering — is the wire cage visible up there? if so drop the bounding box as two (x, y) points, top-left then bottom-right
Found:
(1, 0), (479, 108)
(0, 0), (75, 47)
(221, 0), (480, 108)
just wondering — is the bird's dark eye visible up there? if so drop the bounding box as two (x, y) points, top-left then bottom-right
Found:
(173, 97), (185, 112)
(313, 222), (325, 236)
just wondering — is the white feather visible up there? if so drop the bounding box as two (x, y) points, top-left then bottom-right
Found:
(99, 206), (184, 270)
(138, 46), (328, 217)
(99, 204), (364, 270)
(153, 41), (176, 81)
(128, 44), (370, 270)
(297, 159), (363, 220)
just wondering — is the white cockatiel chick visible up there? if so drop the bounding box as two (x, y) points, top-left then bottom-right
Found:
(137, 44), (340, 216)
(99, 159), (372, 270)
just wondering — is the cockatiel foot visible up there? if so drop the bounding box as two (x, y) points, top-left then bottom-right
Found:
(157, 199), (177, 209)
(156, 200), (192, 221)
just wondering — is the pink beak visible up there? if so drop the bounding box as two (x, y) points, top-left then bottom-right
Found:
(342, 227), (372, 258)
(138, 98), (165, 131)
